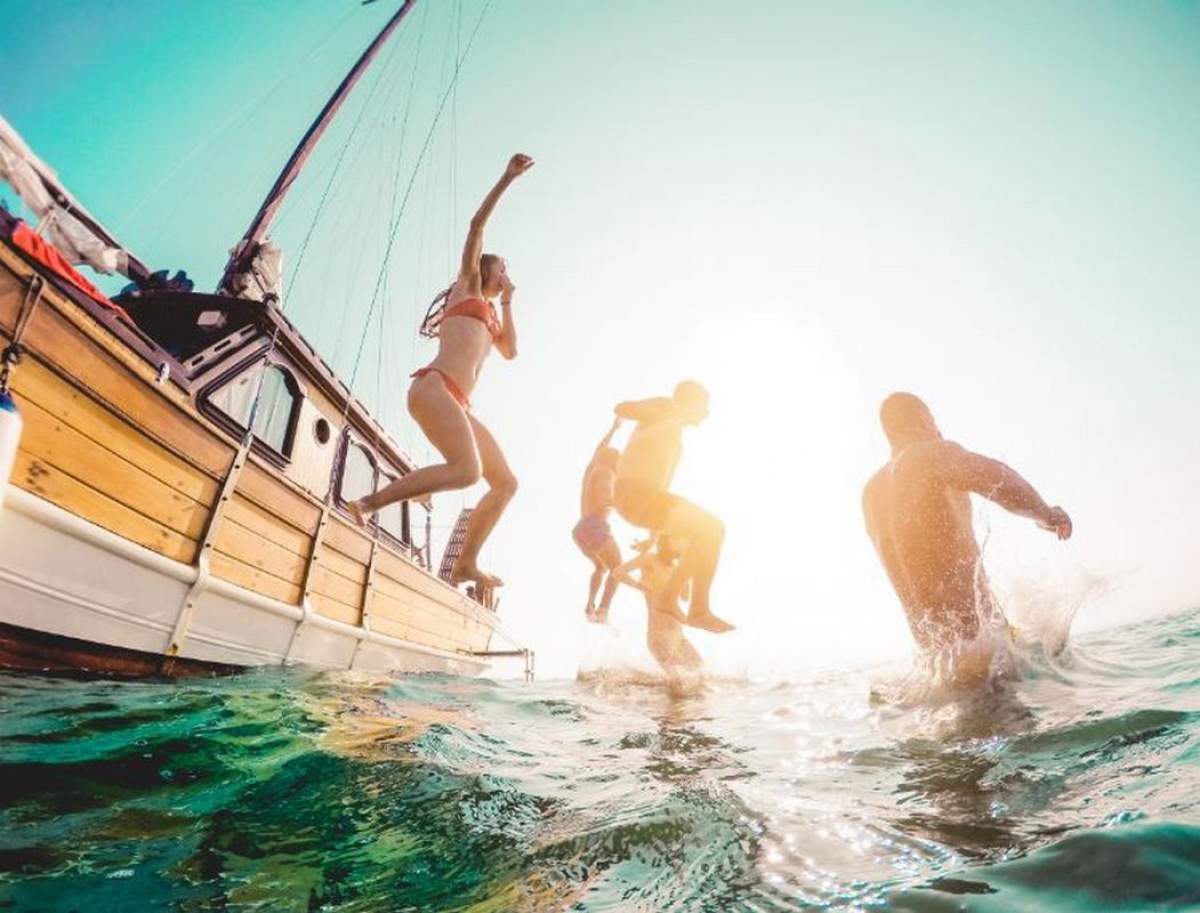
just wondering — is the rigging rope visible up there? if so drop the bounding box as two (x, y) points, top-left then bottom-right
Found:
(372, 1), (434, 430)
(315, 0), (489, 495)
(283, 18), (415, 304)
(343, 0), (493, 395)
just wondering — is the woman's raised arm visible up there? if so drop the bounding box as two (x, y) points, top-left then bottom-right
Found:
(459, 153), (534, 287)
(494, 274), (518, 359)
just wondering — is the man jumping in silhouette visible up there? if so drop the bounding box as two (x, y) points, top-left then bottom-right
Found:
(613, 381), (733, 633)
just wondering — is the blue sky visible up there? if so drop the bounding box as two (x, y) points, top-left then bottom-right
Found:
(3, 1), (1199, 678)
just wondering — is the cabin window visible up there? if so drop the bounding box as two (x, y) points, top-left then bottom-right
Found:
(377, 478), (408, 544)
(208, 360), (299, 456)
(339, 441), (377, 505)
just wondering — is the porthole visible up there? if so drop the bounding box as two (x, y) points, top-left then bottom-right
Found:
(313, 417), (332, 446)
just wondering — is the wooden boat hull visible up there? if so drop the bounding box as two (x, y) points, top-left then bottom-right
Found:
(0, 622), (242, 678)
(0, 224), (506, 679)
(0, 487), (485, 676)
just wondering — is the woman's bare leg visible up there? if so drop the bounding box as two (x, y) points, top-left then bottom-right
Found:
(594, 539), (622, 622)
(348, 374), (480, 522)
(450, 415), (517, 587)
(585, 558), (605, 619)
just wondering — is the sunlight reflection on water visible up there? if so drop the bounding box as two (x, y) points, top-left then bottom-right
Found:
(0, 610), (1197, 911)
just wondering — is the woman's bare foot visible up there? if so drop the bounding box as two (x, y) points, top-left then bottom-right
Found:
(450, 561), (503, 589)
(346, 500), (369, 528)
(685, 608), (736, 634)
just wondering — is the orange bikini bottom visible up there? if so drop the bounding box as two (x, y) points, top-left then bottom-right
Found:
(411, 367), (471, 412)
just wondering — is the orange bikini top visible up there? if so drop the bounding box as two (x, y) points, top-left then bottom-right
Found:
(444, 297), (501, 339)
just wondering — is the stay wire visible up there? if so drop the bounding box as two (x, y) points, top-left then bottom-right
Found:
(375, 0), (434, 431)
(283, 20), (413, 305)
(342, 0), (493, 400)
(271, 19), (418, 235)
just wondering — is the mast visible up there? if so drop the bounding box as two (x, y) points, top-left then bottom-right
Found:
(218, 0), (419, 294)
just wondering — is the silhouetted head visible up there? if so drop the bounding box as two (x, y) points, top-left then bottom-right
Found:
(480, 254), (508, 299)
(673, 380), (710, 425)
(880, 392), (940, 451)
(593, 446), (620, 470)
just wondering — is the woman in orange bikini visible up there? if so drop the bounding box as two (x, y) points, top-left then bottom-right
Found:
(347, 153), (533, 588)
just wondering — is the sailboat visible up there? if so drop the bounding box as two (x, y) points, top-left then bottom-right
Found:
(0, 1), (532, 679)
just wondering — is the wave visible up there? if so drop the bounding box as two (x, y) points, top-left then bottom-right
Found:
(887, 822), (1200, 912)
(0, 608), (1196, 911)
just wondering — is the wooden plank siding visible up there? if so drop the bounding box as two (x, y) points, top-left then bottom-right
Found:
(212, 516), (307, 587)
(210, 552), (303, 604)
(373, 550), (495, 653)
(0, 245), (497, 660)
(0, 264), (25, 329)
(311, 593), (360, 627)
(376, 547), (468, 608)
(13, 299), (232, 477)
(18, 396), (210, 540)
(221, 464), (330, 609)
(12, 358), (220, 505)
(309, 563), (364, 609)
(11, 450), (197, 563)
(313, 541), (368, 585)
(373, 575), (492, 653)
(322, 514), (373, 564)
(371, 611), (457, 652)
(237, 461), (322, 536)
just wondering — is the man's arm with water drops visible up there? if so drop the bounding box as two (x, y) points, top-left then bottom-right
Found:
(939, 442), (1073, 540)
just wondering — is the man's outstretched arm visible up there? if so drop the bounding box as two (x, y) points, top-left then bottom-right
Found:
(940, 443), (1073, 539)
(615, 397), (676, 422)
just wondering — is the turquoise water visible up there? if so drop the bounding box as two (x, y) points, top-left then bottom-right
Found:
(1, 609), (1198, 912)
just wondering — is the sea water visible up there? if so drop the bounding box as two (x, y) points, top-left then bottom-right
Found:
(0, 608), (1197, 912)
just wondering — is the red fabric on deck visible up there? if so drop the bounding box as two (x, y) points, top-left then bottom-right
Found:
(10, 221), (131, 321)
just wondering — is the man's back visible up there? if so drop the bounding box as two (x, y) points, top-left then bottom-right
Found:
(863, 440), (986, 646)
(864, 392), (1071, 668)
(616, 414), (682, 492)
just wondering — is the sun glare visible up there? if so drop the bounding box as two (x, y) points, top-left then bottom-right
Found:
(650, 313), (909, 670)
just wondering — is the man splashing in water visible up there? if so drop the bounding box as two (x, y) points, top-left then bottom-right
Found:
(862, 392), (1072, 683)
